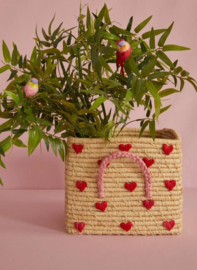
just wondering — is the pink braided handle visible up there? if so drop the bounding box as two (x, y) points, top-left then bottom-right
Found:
(97, 151), (152, 199)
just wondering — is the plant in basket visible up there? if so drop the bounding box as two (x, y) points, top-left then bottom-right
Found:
(0, 4), (196, 235)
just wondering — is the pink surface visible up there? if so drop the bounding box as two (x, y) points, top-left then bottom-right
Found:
(0, 189), (197, 270)
(0, 0), (197, 189)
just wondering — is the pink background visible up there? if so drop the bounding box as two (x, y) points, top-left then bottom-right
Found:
(0, 0), (197, 189)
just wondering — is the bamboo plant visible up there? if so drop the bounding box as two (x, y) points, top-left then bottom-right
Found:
(0, 4), (196, 185)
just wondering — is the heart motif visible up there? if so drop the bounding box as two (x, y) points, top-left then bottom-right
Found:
(95, 201), (108, 212)
(143, 200), (155, 210)
(72, 143), (84, 154)
(119, 144), (132, 152)
(97, 160), (110, 167)
(74, 222), (85, 232)
(165, 180), (176, 191)
(163, 220), (175, 231)
(163, 144), (173, 155)
(120, 222), (133, 231)
(76, 181), (87, 192)
(142, 157), (155, 168)
(125, 182), (137, 192)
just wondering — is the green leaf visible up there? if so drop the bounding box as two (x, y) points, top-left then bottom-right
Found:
(94, 5), (105, 30)
(142, 29), (166, 39)
(152, 105), (171, 118)
(12, 128), (27, 134)
(149, 120), (155, 141)
(159, 88), (179, 98)
(11, 45), (18, 66)
(19, 55), (23, 68)
(78, 109), (97, 115)
(102, 31), (119, 40)
(163, 45), (190, 51)
(55, 138), (65, 161)
(180, 78), (184, 91)
(185, 78), (197, 92)
(67, 32), (72, 45)
(111, 25), (132, 35)
(86, 7), (91, 29)
(139, 120), (149, 137)
(7, 70), (18, 81)
(0, 65), (10, 74)
(12, 138), (26, 148)
(98, 55), (113, 73)
(80, 89), (105, 95)
(0, 156), (6, 168)
(30, 46), (37, 63)
(0, 136), (12, 153)
(156, 50), (174, 69)
(158, 22), (174, 47)
(174, 66), (183, 75)
(0, 119), (13, 132)
(125, 89), (133, 104)
(90, 96), (106, 110)
(181, 70), (189, 77)
(0, 145), (5, 156)
(136, 79), (145, 105)
(4, 90), (20, 105)
(131, 76), (138, 94)
(28, 126), (41, 156)
(48, 14), (56, 35)
(145, 81), (161, 120)
(48, 136), (57, 156)
(51, 22), (63, 40)
(141, 57), (157, 78)
(100, 46), (116, 54)
(104, 4), (111, 24)
(148, 71), (171, 80)
(42, 28), (50, 41)
(2, 41), (11, 63)
(150, 27), (155, 49)
(36, 118), (53, 126)
(126, 16), (133, 32)
(0, 178), (3, 186)
(126, 56), (141, 77)
(134, 15), (152, 33)
(159, 105), (171, 114)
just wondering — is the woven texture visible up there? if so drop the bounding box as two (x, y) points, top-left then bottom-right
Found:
(65, 128), (183, 235)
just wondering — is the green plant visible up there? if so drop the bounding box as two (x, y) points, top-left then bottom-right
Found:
(0, 4), (196, 185)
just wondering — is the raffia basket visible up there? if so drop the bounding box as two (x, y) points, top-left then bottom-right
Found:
(65, 128), (183, 235)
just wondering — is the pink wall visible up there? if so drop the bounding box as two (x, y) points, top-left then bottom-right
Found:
(0, 0), (197, 189)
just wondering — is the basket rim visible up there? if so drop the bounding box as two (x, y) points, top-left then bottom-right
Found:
(67, 128), (181, 143)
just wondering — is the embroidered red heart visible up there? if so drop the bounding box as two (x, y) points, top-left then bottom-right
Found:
(119, 144), (132, 152)
(74, 222), (85, 232)
(143, 200), (155, 210)
(97, 160), (110, 167)
(120, 222), (133, 231)
(142, 157), (155, 168)
(95, 201), (108, 212)
(72, 143), (84, 154)
(125, 182), (137, 192)
(163, 144), (173, 155)
(163, 220), (175, 231)
(165, 180), (176, 191)
(76, 181), (87, 192)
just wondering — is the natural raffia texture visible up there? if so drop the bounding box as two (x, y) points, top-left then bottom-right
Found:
(65, 128), (183, 235)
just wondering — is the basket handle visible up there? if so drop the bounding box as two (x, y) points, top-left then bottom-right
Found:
(97, 151), (152, 199)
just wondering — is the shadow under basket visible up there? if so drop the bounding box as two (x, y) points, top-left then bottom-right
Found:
(65, 128), (183, 235)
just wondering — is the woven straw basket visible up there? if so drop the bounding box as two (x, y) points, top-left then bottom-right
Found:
(65, 128), (183, 235)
